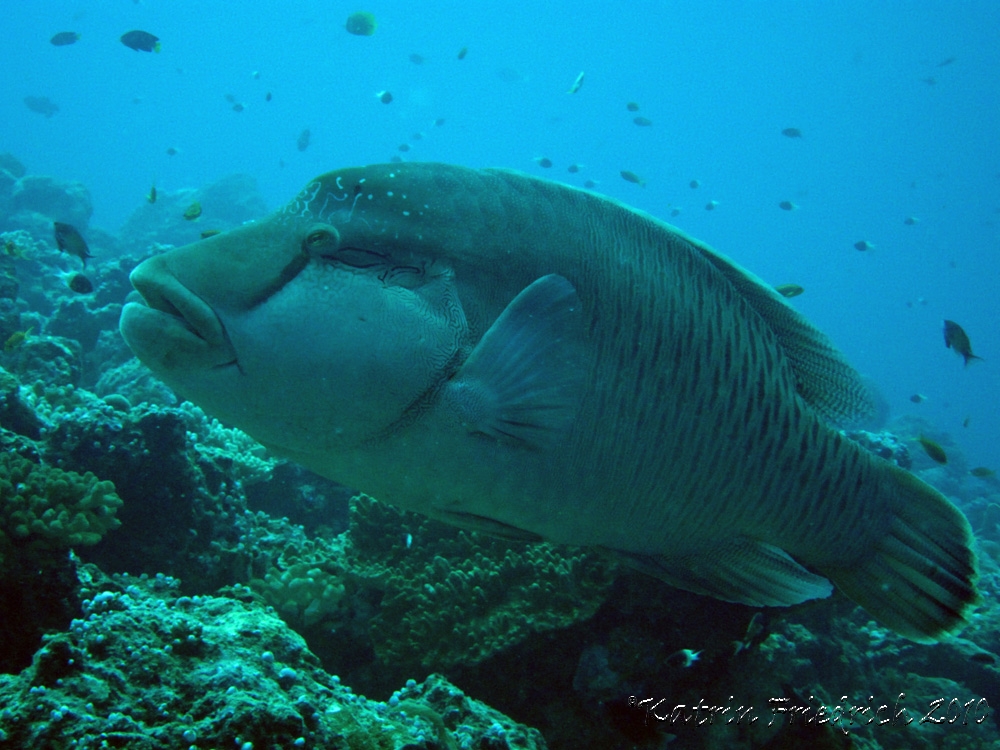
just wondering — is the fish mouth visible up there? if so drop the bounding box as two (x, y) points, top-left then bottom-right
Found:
(120, 261), (237, 371)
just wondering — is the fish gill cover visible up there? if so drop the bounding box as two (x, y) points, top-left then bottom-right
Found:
(2, 2), (1000, 749)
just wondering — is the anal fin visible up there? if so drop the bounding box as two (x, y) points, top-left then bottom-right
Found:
(611, 537), (833, 607)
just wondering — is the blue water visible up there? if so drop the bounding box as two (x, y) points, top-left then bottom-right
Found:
(4, 0), (999, 467)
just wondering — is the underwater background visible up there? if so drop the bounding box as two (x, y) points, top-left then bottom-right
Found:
(2, 1), (999, 749)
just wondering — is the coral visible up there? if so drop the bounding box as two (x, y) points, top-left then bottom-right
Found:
(250, 536), (348, 629)
(0, 453), (122, 568)
(0, 152), (27, 179)
(0, 565), (549, 749)
(6, 334), (82, 388)
(8, 174), (93, 229)
(846, 429), (912, 469)
(345, 494), (616, 673)
(118, 173), (268, 252)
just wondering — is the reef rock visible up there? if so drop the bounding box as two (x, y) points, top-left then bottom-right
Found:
(8, 175), (93, 230)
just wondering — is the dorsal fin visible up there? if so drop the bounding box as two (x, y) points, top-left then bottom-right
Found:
(689, 237), (876, 425)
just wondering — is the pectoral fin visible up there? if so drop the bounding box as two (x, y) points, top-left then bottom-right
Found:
(444, 274), (587, 450)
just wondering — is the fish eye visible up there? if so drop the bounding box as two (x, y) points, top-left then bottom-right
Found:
(302, 225), (339, 254)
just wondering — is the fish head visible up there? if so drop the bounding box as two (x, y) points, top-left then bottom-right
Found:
(120, 165), (474, 458)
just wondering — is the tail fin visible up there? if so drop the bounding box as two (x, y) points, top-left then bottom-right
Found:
(828, 465), (979, 642)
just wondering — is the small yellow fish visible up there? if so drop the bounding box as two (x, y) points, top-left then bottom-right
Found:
(567, 71), (585, 94)
(183, 202), (202, 221)
(970, 467), (995, 478)
(774, 284), (804, 298)
(917, 435), (947, 465)
(4, 327), (32, 352)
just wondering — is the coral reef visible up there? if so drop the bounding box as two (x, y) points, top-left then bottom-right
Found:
(0, 564), (548, 749)
(0, 453), (122, 566)
(6, 175), (93, 232)
(118, 173), (268, 252)
(345, 495), (616, 676)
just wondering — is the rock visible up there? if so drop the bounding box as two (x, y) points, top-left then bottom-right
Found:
(0, 153), (27, 179)
(119, 173), (268, 252)
(10, 175), (93, 229)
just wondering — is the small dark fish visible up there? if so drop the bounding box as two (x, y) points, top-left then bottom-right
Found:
(50, 31), (80, 46)
(689, 179), (700, 189)
(917, 435), (948, 465)
(705, 200), (719, 210)
(183, 202), (202, 221)
(943, 320), (983, 366)
(567, 163), (583, 173)
(909, 393), (926, 404)
(903, 216), (919, 225)
(583, 179), (597, 188)
(377, 90), (393, 104)
(232, 102), (245, 113)
(53, 221), (93, 266)
(669, 207), (681, 217)
(633, 116), (653, 127)
(970, 467), (996, 478)
(781, 127), (803, 138)
(265, 91), (272, 102)
(411, 132), (424, 141)
(166, 146), (179, 156)
(457, 47), (468, 60)
(969, 652), (996, 664)
(66, 272), (94, 294)
(854, 240), (874, 251)
(774, 284), (804, 298)
(398, 144), (411, 153)
(962, 416), (971, 428)
(147, 183), (157, 204)
(297, 129), (311, 152)
(535, 157), (553, 168)
(200, 229), (222, 239)
(567, 71), (585, 94)
(434, 118), (445, 127)
(225, 93), (237, 104)
(120, 30), (160, 53)
(409, 53), (425, 65)
(345, 11), (377, 36)
(24, 96), (59, 117)
(937, 56), (957, 67)
(921, 77), (937, 86)
(626, 101), (640, 112)
(620, 170), (645, 187)
(778, 200), (798, 211)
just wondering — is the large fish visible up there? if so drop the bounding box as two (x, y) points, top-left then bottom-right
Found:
(120, 163), (977, 643)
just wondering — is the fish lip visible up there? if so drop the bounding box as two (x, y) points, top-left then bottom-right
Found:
(126, 268), (237, 368)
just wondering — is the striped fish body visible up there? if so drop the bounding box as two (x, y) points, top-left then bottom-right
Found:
(121, 163), (978, 642)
